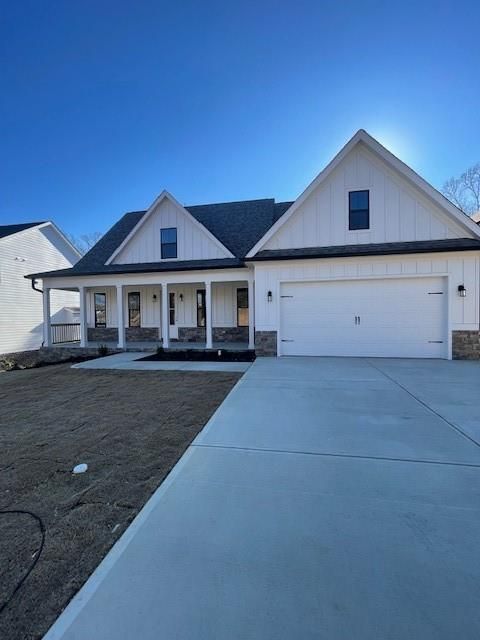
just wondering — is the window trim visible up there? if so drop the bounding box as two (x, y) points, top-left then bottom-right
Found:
(196, 289), (206, 328)
(128, 291), (141, 328)
(160, 227), (177, 259)
(236, 287), (249, 327)
(94, 292), (107, 328)
(348, 189), (370, 231)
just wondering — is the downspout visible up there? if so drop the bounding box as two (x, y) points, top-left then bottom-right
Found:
(31, 278), (43, 294)
(31, 279), (45, 345)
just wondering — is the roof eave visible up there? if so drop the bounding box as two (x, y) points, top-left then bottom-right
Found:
(246, 243), (480, 262)
(25, 260), (247, 280)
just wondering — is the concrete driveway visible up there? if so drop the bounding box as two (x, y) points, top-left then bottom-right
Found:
(45, 357), (480, 640)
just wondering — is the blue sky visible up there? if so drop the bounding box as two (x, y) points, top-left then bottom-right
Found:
(1, 1), (479, 237)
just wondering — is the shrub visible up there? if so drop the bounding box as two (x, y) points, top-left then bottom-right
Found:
(98, 344), (109, 357)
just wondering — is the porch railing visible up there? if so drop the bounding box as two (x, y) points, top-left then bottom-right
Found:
(51, 323), (81, 344)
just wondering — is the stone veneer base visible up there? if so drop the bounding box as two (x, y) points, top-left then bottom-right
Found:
(255, 330), (277, 357)
(88, 328), (160, 343)
(452, 330), (480, 360)
(177, 327), (249, 343)
(125, 327), (159, 342)
(88, 328), (118, 342)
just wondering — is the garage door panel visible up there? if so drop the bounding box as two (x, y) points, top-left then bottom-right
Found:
(280, 278), (447, 358)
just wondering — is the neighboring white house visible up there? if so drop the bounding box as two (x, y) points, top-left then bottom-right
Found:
(0, 222), (81, 354)
(28, 131), (480, 359)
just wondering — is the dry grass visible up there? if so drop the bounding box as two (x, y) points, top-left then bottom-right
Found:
(0, 364), (240, 640)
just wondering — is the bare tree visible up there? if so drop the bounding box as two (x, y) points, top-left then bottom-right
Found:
(68, 232), (103, 255)
(442, 162), (480, 215)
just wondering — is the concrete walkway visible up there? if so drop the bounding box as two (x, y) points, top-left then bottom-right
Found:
(45, 357), (480, 640)
(71, 351), (251, 372)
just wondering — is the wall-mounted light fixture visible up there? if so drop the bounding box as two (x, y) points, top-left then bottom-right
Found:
(267, 290), (273, 303)
(152, 294), (158, 301)
(458, 284), (467, 298)
(179, 293), (184, 302)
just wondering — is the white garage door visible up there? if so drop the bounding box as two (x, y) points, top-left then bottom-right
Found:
(280, 277), (448, 358)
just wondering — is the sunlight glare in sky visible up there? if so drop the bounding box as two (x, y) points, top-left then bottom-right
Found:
(373, 129), (419, 171)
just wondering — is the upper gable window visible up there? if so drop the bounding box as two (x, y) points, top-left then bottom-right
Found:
(160, 227), (177, 259)
(349, 190), (370, 231)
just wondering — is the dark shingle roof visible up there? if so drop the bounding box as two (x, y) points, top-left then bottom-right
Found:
(248, 238), (480, 261)
(0, 222), (46, 239)
(71, 211), (145, 273)
(28, 195), (480, 281)
(186, 199), (293, 258)
(28, 198), (294, 278)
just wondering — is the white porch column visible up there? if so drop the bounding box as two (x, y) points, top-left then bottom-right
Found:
(161, 283), (169, 348)
(116, 284), (125, 349)
(205, 280), (212, 349)
(79, 286), (87, 348)
(42, 287), (51, 347)
(248, 277), (255, 350)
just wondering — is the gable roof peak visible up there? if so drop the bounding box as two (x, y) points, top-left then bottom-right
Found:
(245, 129), (480, 257)
(105, 189), (235, 264)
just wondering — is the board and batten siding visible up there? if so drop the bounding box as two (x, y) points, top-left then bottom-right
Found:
(0, 226), (79, 354)
(253, 252), (480, 336)
(263, 143), (467, 251)
(112, 198), (229, 264)
(86, 282), (245, 329)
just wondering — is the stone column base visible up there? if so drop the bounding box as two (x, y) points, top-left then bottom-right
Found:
(255, 330), (277, 356)
(125, 327), (159, 342)
(177, 327), (206, 342)
(452, 330), (480, 360)
(88, 327), (118, 342)
(213, 327), (249, 343)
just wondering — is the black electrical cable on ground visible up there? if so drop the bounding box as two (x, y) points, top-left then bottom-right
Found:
(0, 510), (46, 616)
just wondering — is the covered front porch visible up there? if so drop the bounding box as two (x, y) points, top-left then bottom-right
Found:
(42, 270), (255, 352)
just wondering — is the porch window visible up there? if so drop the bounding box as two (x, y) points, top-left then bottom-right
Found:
(237, 288), (249, 327)
(161, 227), (177, 259)
(128, 292), (141, 327)
(169, 292), (175, 325)
(94, 293), (106, 327)
(197, 289), (206, 327)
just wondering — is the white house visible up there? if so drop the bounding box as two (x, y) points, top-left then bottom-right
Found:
(0, 222), (81, 354)
(28, 131), (480, 359)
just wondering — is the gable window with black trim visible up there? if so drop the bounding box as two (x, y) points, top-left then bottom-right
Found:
(237, 288), (249, 327)
(94, 292), (106, 327)
(161, 227), (177, 259)
(348, 190), (370, 230)
(128, 292), (141, 327)
(196, 289), (206, 327)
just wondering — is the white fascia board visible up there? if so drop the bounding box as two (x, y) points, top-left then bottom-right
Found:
(0, 221), (82, 260)
(105, 190), (235, 264)
(361, 133), (480, 238)
(38, 222), (83, 259)
(245, 131), (365, 257)
(246, 129), (480, 258)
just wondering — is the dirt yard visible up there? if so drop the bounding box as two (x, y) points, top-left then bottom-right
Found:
(0, 364), (241, 640)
